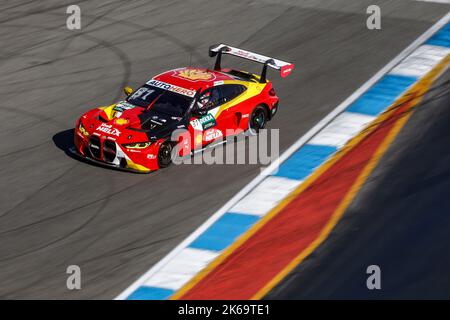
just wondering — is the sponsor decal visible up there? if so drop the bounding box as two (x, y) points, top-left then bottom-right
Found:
(199, 114), (216, 129)
(190, 113), (216, 130)
(195, 134), (203, 145)
(114, 118), (129, 126)
(113, 101), (136, 112)
(232, 48), (268, 64)
(146, 79), (196, 97)
(204, 129), (222, 142)
(147, 154), (156, 160)
(174, 68), (216, 81)
(214, 80), (224, 86)
(190, 119), (202, 131)
(96, 123), (121, 137)
(280, 64), (293, 78)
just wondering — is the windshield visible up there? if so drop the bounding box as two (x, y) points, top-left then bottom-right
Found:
(127, 85), (193, 117)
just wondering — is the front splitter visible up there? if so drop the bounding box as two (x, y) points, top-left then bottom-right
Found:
(69, 147), (151, 174)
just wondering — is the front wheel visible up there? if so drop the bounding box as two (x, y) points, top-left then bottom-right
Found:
(248, 105), (268, 135)
(157, 141), (173, 168)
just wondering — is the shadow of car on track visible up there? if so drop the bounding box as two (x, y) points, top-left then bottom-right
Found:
(52, 128), (78, 159)
(52, 128), (114, 170)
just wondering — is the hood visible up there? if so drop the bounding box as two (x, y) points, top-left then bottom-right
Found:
(137, 109), (186, 140)
(88, 101), (188, 142)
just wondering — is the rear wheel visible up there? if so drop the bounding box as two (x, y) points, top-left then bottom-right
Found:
(248, 105), (268, 135)
(157, 141), (173, 168)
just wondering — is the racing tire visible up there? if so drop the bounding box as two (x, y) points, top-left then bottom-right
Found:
(248, 105), (268, 135)
(157, 141), (173, 168)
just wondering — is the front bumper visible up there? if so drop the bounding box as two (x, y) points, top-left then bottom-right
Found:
(73, 130), (154, 173)
(69, 146), (150, 173)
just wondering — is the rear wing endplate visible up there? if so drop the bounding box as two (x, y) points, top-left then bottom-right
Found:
(209, 44), (294, 83)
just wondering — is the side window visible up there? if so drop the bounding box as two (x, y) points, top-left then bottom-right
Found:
(209, 87), (222, 107)
(197, 85), (246, 111)
(220, 85), (246, 103)
(197, 87), (222, 111)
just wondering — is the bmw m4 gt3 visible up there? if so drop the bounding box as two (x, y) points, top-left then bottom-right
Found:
(73, 44), (294, 172)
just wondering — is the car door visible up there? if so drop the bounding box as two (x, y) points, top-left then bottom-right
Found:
(213, 84), (247, 138)
(189, 84), (247, 149)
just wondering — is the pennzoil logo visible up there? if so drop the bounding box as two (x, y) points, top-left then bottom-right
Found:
(175, 68), (215, 81)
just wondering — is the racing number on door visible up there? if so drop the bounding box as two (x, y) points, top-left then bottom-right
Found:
(190, 87), (221, 147)
(190, 113), (217, 147)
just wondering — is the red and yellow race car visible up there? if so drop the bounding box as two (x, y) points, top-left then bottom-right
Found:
(73, 44), (294, 172)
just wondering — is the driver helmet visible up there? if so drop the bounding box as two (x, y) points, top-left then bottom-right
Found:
(197, 91), (211, 109)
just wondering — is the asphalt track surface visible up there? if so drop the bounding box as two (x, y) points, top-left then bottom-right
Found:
(267, 69), (450, 299)
(0, 0), (448, 299)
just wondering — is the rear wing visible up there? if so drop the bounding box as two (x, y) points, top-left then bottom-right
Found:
(209, 44), (294, 83)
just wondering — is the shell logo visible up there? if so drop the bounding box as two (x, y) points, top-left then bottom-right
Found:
(176, 68), (215, 81)
(115, 118), (129, 126)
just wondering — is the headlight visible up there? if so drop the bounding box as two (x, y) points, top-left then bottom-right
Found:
(78, 122), (89, 137)
(122, 142), (152, 149)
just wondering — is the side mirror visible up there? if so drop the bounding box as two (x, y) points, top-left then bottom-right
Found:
(123, 86), (133, 96)
(192, 109), (208, 117)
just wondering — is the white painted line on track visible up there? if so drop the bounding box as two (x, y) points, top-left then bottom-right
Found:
(142, 248), (219, 290)
(308, 112), (376, 148)
(229, 176), (302, 216)
(390, 45), (450, 77)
